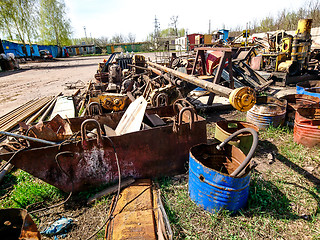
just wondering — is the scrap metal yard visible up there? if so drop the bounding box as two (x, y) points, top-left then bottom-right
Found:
(1, 4), (320, 238)
(0, 50), (319, 239)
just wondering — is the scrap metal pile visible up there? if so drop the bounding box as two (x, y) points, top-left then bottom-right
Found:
(1, 18), (320, 240)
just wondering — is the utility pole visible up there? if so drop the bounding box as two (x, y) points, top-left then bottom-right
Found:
(154, 16), (160, 39)
(83, 26), (88, 44)
(154, 16), (160, 48)
(245, 22), (248, 47)
(209, 20), (211, 34)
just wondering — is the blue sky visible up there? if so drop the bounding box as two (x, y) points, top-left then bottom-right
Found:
(65, 0), (308, 41)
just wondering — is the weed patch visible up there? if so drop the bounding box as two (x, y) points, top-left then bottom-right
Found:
(0, 171), (64, 209)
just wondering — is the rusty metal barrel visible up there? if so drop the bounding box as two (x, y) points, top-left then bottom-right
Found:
(189, 128), (258, 213)
(246, 96), (287, 130)
(0, 208), (41, 239)
(215, 120), (258, 155)
(280, 94), (320, 122)
(296, 80), (320, 99)
(294, 107), (320, 147)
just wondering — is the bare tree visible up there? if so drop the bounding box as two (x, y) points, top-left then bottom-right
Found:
(111, 34), (125, 43)
(95, 36), (109, 48)
(127, 33), (136, 43)
(170, 16), (178, 36)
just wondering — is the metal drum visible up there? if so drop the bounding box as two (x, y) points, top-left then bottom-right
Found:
(246, 96), (287, 130)
(215, 120), (258, 155)
(189, 128), (258, 213)
(280, 94), (320, 122)
(294, 107), (320, 147)
(0, 208), (41, 239)
(296, 80), (320, 99)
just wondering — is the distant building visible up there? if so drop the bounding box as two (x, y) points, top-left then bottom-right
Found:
(218, 29), (229, 42)
(65, 44), (96, 56)
(2, 40), (40, 58)
(1, 39), (68, 58)
(105, 42), (149, 54)
(187, 34), (200, 50)
(175, 37), (186, 51)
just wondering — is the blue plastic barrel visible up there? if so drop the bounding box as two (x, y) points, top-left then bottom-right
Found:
(296, 80), (320, 99)
(188, 143), (251, 213)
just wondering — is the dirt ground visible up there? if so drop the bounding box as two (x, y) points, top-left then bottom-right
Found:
(0, 52), (188, 117)
(0, 55), (314, 239)
(0, 56), (104, 116)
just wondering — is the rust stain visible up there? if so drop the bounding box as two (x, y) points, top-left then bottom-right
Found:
(0, 105), (207, 192)
(105, 179), (157, 240)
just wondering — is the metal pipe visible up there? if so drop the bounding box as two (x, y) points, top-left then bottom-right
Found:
(0, 99), (38, 126)
(217, 128), (258, 177)
(148, 66), (173, 83)
(38, 97), (58, 122)
(27, 94), (61, 124)
(0, 97), (53, 132)
(0, 131), (56, 145)
(147, 61), (232, 98)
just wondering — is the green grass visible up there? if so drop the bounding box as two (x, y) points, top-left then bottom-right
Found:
(0, 170), (64, 209)
(158, 124), (320, 239)
(1, 117), (319, 239)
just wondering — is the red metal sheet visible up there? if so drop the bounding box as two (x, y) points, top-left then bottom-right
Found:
(0, 105), (207, 192)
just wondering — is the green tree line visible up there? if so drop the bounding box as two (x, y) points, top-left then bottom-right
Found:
(253, 0), (320, 32)
(229, 0), (320, 36)
(0, 0), (72, 49)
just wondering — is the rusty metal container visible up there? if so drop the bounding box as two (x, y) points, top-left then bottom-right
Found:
(189, 128), (258, 213)
(189, 142), (250, 213)
(246, 96), (287, 130)
(294, 107), (320, 147)
(0, 105), (207, 192)
(280, 94), (320, 122)
(296, 80), (320, 99)
(0, 208), (41, 239)
(215, 120), (258, 155)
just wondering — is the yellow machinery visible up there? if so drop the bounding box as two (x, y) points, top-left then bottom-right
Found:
(273, 19), (312, 75)
(89, 93), (131, 112)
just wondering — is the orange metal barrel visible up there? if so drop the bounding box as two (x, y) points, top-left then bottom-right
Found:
(294, 107), (320, 147)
